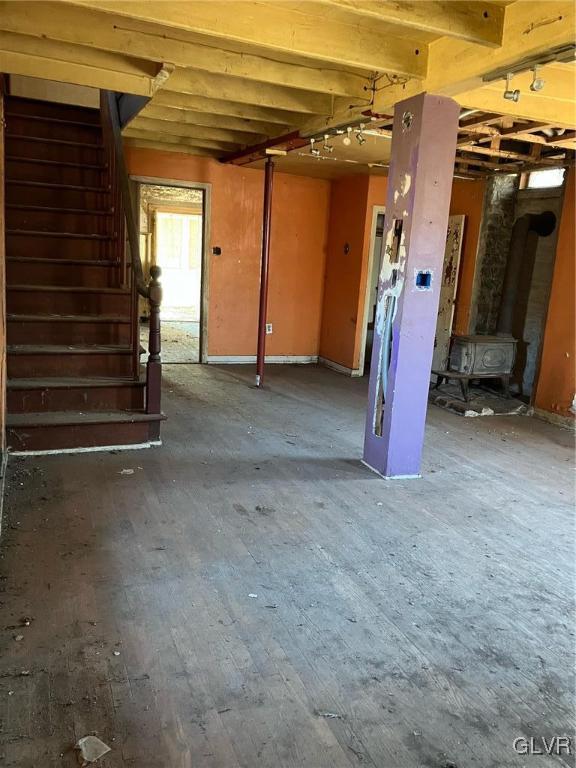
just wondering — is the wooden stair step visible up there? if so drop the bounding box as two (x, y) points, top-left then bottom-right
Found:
(7, 410), (162, 425)
(7, 205), (113, 216)
(7, 286), (131, 316)
(7, 313), (131, 344)
(7, 376), (146, 414)
(8, 376), (145, 389)
(8, 344), (133, 355)
(6, 115), (103, 144)
(6, 179), (109, 192)
(7, 260), (121, 289)
(7, 344), (135, 379)
(6, 96), (100, 124)
(6, 156), (107, 171)
(8, 313), (130, 322)
(5, 112), (102, 130)
(7, 229), (114, 240)
(5, 179), (109, 210)
(8, 285), (129, 293)
(7, 410), (164, 452)
(5, 138), (103, 167)
(7, 256), (119, 266)
(5, 134), (104, 149)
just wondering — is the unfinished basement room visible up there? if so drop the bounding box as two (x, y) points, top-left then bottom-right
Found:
(0, 1), (574, 766)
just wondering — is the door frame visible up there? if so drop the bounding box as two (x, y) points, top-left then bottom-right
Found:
(131, 175), (212, 363)
(358, 205), (386, 376)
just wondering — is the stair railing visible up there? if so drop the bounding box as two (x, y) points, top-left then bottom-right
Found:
(100, 90), (162, 417)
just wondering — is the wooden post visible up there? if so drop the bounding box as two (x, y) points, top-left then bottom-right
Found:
(255, 157), (274, 387)
(363, 93), (460, 478)
(146, 265), (162, 420)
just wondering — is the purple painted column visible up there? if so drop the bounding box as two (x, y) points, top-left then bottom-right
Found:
(363, 93), (459, 478)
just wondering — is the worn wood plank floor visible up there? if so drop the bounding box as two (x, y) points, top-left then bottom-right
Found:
(0, 364), (574, 768)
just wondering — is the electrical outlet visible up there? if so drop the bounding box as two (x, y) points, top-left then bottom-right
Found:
(265, 323), (273, 334)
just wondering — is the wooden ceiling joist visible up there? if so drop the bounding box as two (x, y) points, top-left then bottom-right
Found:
(149, 92), (301, 129)
(0, 29), (159, 96)
(166, 70), (334, 115)
(458, 143), (563, 165)
(139, 105), (287, 137)
(312, 0), (506, 46)
(123, 127), (239, 153)
(454, 155), (521, 172)
(0, 0), (572, 177)
(123, 137), (221, 157)
(0, 2), (370, 99)
(61, 0), (428, 76)
(129, 116), (260, 146)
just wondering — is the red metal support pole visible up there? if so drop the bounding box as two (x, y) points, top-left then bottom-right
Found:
(256, 157), (274, 387)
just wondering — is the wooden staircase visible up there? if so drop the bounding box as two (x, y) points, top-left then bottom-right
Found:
(3, 94), (164, 452)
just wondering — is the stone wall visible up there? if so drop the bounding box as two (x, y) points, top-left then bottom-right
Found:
(470, 175), (519, 334)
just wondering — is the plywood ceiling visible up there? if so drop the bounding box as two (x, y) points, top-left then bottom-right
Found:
(0, 0), (574, 176)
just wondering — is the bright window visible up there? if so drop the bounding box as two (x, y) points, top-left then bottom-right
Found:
(527, 168), (566, 189)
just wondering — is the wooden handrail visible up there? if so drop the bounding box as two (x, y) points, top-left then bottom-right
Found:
(100, 90), (162, 413)
(100, 91), (154, 299)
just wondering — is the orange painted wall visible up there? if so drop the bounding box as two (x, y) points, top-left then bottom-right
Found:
(534, 168), (575, 418)
(319, 174), (387, 371)
(449, 178), (486, 335)
(124, 147), (330, 358)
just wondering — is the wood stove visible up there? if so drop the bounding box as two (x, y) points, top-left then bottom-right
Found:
(449, 334), (517, 376)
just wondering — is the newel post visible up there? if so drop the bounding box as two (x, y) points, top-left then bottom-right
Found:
(146, 265), (162, 417)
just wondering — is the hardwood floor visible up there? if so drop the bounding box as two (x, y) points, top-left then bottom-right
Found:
(0, 364), (573, 767)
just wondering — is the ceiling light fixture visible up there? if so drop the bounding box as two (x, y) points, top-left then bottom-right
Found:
(323, 134), (334, 153)
(342, 127), (353, 146)
(356, 123), (366, 145)
(482, 43), (575, 84)
(309, 138), (320, 156)
(503, 73), (520, 102)
(530, 65), (545, 92)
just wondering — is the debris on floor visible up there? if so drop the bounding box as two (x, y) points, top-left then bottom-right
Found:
(118, 469), (134, 475)
(75, 735), (111, 765)
(429, 383), (531, 417)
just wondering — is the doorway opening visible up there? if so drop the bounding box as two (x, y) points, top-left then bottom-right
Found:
(135, 181), (207, 363)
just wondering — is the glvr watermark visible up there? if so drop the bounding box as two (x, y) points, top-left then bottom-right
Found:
(513, 736), (573, 756)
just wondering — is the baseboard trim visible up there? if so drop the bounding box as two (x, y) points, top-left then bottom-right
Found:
(533, 408), (576, 431)
(9, 440), (162, 457)
(318, 357), (363, 377)
(206, 355), (318, 365)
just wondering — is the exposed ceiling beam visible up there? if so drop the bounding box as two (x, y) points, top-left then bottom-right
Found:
(311, 0), (506, 47)
(123, 137), (221, 157)
(0, 30), (158, 96)
(459, 144), (562, 164)
(152, 91), (302, 127)
(546, 131), (576, 148)
(61, 0), (428, 76)
(458, 124), (501, 138)
(165, 69), (334, 115)
(454, 165), (490, 178)
(300, 1), (575, 137)
(465, 122), (575, 150)
(458, 85), (576, 129)
(454, 154), (520, 171)
(140, 104), (286, 137)
(123, 127), (239, 153)
(128, 116), (260, 145)
(0, 2), (370, 98)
